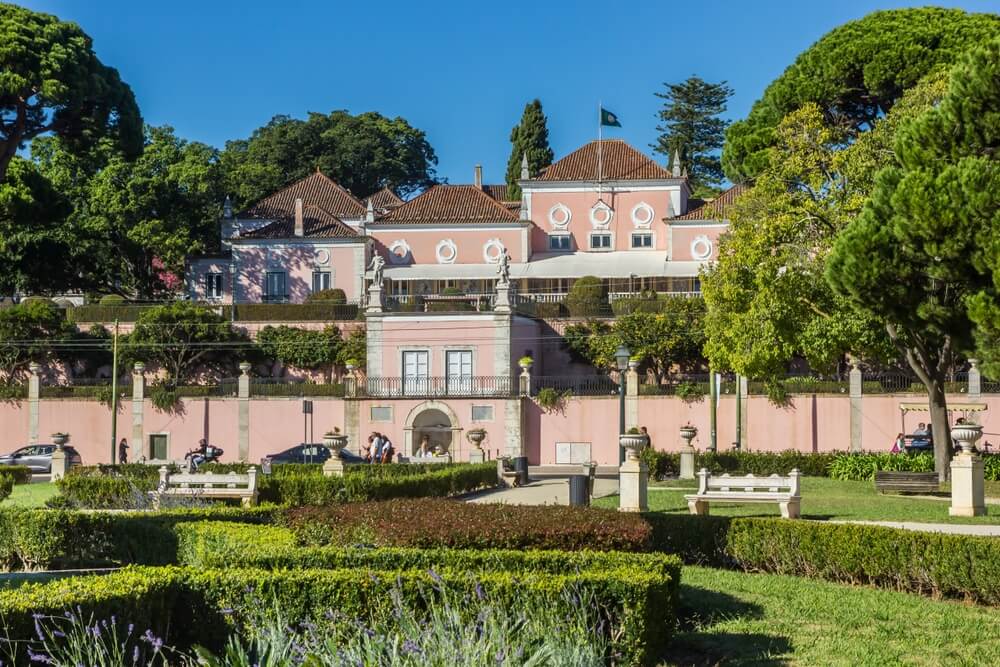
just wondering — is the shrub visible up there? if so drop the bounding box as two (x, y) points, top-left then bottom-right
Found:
(0, 466), (33, 485)
(283, 498), (653, 552)
(0, 474), (12, 503)
(303, 288), (347, 305)
(233, 303), (359, 321)
(536, 386), (570, 412)
(564, 275), (609, 317)
(98, 294), (125, 305)
(0, 564), (675, 666)
(643, 449), (840, 480)
(828, 452), (935, 481)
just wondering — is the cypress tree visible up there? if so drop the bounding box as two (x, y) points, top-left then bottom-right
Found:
(505, 100), (554, 200)
(653, 76), (733, 193)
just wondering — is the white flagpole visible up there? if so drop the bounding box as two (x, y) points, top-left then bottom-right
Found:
(597, 100), (603, 202)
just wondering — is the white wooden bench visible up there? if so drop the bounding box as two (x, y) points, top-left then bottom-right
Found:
(149, 466), (259, 508)
(684, 468), (802, 519)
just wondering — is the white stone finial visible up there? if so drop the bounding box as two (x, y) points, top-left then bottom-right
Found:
(520, 152), (530, 180)
(672, 149), (682, 178)
(223, 195), (233, 219)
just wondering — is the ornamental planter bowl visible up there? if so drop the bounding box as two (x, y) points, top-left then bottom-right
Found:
(619, 433), (649, 461)
(952, 424), (983, 455)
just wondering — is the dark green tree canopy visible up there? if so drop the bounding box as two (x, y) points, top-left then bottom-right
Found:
(221, 110), (438, 207)
(827, 38), (1000, 476)
(653, 76), (733, 192)
(505, 99), (554, 200)
(723, 7), (1000, 181)
(0, 2), (142, 182)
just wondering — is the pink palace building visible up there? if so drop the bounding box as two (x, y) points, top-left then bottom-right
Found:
(183, 139), (740, 460)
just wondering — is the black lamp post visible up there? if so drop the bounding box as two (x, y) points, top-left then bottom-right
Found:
(615, 344), (631, 466)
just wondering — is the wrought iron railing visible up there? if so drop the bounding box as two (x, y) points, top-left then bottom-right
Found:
(362, 375), (515, 398)
(531, 375), (620, 396)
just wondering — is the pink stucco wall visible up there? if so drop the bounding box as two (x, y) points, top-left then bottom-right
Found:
(233, 242), (363, 303)
(370, 227), (528, 265)
(187, 258), (234, 303)
(669, 225), (726, 262)
(248, 399), (345, 462)
(378, 316), (499, 377)
(527, 190), (678, 253)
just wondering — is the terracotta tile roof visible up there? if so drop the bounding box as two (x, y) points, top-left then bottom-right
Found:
(238, 171), (366, 220)
(482, 184), (511, 201)
(374, 185), (520, 224)
(366, 187), (404, 211)
(241, 205), (360, 239)
(673, 183), (748, 221)
(537, 139), (675, 181)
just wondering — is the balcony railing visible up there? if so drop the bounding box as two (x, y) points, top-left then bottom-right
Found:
(361, 375), (515, 398)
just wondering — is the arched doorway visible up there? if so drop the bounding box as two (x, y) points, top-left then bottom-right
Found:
(403, 401), (462, 456)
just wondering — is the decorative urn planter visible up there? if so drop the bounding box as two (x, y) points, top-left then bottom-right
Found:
(323, 431), (348, 458)
(679, 425), (698, 448)
(952, 423), (984, 455)
(619, 432), (650, 461)
(518, 358), (533, 372)
(51, 433), (69, 450)
(466, 428), (487, 451)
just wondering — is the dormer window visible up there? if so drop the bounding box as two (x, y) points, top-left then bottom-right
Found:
(589, 233), (613, 251)
(549, 234), (571, 251)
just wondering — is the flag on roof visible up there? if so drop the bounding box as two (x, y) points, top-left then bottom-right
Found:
(600, 107), (622, 127)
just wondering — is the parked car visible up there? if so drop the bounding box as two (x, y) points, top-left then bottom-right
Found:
(261, 443), (364, 467)
(0, 444), (82, 473)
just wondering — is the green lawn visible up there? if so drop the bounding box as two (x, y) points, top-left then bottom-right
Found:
(667, 566), (1000, 666)
(594, 476), (1000, 524)
(5, 482), (57, 508)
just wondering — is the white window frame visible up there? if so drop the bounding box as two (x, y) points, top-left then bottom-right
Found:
(589, 232), (613, 251)
(264, 271), (287, 302)
(446, 349), (473, 395)
(548, 233), (572, 252)
(311, 270), (331, 293)
(402, 350), (430, 395)
(205, 273), (223, 300)
(631, 232), (654, 249)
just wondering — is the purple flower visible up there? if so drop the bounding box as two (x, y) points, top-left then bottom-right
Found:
(132, 645), (140, 665)
(475, 582), (486, 601)
(401, 639), (422, 655)
(140, 629), (163, 651)
(427, 569), (443, 584)
(27, 649), (53, 664)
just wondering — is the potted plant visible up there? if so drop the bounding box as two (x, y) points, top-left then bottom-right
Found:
(323, 427), (348, 458)
(518, 356), (533, 371)
(466, 428), (487, 450)
(619, 427), (649, 460)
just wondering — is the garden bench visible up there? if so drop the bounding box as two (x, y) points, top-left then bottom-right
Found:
(149, 466), (259, 508)
(874, 471), (938, 494)
(685, 468), (802, 519)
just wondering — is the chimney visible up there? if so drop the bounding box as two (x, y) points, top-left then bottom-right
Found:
(294, 198), (304, 237)
(474, 164), (483, 189)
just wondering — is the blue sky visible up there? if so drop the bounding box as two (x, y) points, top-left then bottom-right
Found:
(18, 0), (1000, 187)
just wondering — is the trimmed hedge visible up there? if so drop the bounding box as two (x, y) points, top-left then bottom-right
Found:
(0, 563), (673, 666)
(55, 463), (498, 509)
(0, 475), (11, 503)
(828, 452), (935, 481)
(234, 302), (358, 321)
(0, 506), (275, 571)
(284, 498), (653, 551)
(0, 466), (33, 485)
(642, 449), (840, 479)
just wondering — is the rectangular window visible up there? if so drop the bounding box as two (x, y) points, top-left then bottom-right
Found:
(204, 273), (223, 299)
(555, 442), (592, 464)
(471, 405), (494, 421)
(402, 350), (429, 395)
(370, 406), (393, 422)
(446, 350), (473, 394)
(311, 271), (331, 293)
(148, 434), (168, 460)
(548, 235), (571, 251)
(589, 233), (612, 250)
(264, 272), (287, 302)
(631, 233), (653, 249)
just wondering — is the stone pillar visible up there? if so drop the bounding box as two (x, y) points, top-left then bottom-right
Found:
(366, 284), (383, 314)
(27, 362), (41, 445)
(619, 444), (648, 512)
(345, 399), (361, 459)
(968, 359), (981, 400)
(50, 447), (68, 481)
(849, 361), (862, 453)
(679, 428), (697, 480)
(625, 362), (639, 431)
(469, 448), (485, 464)
(950, 454), (986, 517)
(131, 362), (145, 462)
(519, 364), (531, 396)
(322, 457), (346, 477)
(238, 362), (251, 461)
(504, 398), (524, 458)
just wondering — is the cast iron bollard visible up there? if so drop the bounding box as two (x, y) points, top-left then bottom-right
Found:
(568, 474), (590, 506)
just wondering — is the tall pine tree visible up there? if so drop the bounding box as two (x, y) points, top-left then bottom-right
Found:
(505, 100), (554, 200)
(653, 77), (733, 193)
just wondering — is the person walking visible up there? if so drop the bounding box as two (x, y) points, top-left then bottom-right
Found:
(117, 438), (129, 464)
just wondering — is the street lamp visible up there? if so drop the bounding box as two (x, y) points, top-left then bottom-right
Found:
(615, 344), (631, 465)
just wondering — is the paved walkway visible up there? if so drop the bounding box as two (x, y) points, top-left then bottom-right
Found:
(466, 477), (619, 506)
(830, 520), (1000, 536)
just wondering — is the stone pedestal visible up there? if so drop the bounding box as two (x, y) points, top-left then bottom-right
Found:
(619, 457), (648, 512)
(469, 448), (485, 464)
(494, 285), (511, 313)
(679, 446), (696, 480)
(323, 458), (345, 477)
(367, 285), (383, 313)
(50, 448), (68, 481)
(950, 453), (986, 517)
